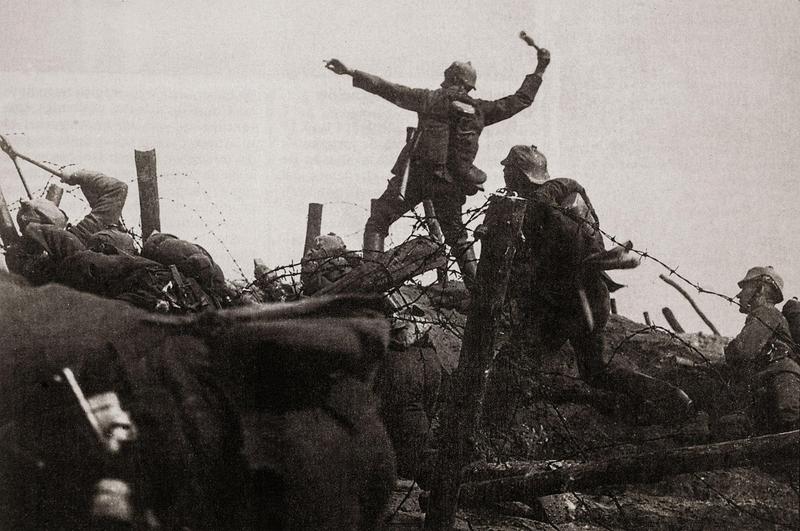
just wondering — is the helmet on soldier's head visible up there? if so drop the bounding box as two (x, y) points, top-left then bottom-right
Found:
(16, 198), (68, 231)
(87, 228), (137, 255)
(443, 61), (477, 91)
(737, 266), (784, 303)
(501, 144), (550, 185)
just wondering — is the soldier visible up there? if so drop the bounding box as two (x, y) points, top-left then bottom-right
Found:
(1, 138), (135, 281)
(485, 145), (693, 427)
(324, 44), (550, 288)
(725, 266), (800, 433)
(300, 232), (358, 295)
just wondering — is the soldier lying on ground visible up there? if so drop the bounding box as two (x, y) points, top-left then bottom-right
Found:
(3, 166), (135, 283)
(0, 272), (395, 530)
(484, 145), (694, 428)
(325, 43), (550, 289)
(142, 230), (235, 308)
(724, 266), (800, 434)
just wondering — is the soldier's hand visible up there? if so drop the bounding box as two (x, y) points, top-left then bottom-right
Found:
(535, 48), (551, 74)
(0, 135), (16, 158)
(325, 58), (351, 76)
(60, 169), (78, 185)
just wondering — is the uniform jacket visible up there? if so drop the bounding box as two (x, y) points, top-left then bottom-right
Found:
(725, 303), (800, 380)
(351, 70), (543, 173)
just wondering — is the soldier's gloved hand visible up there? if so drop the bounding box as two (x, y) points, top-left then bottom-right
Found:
(325, 58), (352, 76)
(535, 48), (551, 74)
(60, 169), (80, 185)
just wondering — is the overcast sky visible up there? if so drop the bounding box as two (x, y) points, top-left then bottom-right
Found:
(1, 0), (798, 335)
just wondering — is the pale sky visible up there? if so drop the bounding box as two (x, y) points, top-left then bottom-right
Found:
(1, 0), (798, 335)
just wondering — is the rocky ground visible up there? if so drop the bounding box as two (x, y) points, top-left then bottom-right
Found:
(383, 296), (799, 530)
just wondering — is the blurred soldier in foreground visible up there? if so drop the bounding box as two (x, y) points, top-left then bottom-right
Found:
(485, 145), (693, 426)
(324, 40), (550, 288)
(725, 266), (800, 433)
(0, 272), (395, 529)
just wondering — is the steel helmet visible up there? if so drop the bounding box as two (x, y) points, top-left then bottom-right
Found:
(501, 144), (550, 185)
(737, 266), (784, 303)
(16, 198), (68, 230)
(444, 61), (477, 90)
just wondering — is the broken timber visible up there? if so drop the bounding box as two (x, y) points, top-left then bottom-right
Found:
(45, 184), (64, 206)
(316, 236), (446, 295)
(662, 307), (685, 333)
(659, 273), (720, 336)
(459, 429), (799, 506)
(424, 194), (528, 530)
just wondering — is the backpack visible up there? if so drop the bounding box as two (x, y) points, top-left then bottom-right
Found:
(782, 298), (800, 346)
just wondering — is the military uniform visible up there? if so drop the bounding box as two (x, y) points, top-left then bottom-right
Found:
(725, 303), (800, 433)
(7, 170), (131, 282)
(352, 68), (544, 259)
(485, 148), (691, 427)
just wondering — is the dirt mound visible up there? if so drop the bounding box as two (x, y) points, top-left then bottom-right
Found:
(384, 311), (799, 529)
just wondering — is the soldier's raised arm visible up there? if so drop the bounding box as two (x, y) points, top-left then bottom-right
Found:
(325, 58), (432, 112)
(480, 45), (551, 126)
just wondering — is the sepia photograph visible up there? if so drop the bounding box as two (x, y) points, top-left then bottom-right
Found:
(0, 1), (798, 528)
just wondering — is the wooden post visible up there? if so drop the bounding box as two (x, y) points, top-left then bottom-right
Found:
(424, 194), (527, 530)
(662, 307), (685, 333)
(659, 274), (720, 336)
(643, 311), (652, 326)
(134, 149), (160, 240)
(610, 298), (618, 315)
(0, 182), (20, 249)
(303, 203), (323, 257)
(45, 183), (64, 206)
(459, 429), (799, 505)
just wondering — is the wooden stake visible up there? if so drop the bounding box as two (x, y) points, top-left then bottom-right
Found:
(610, 298), (618, 315)
(659, 274), (720, 336)
(134, 149), (160, 240)
(424, 194), (527, 530)
(303, 203), (323, 257)
(45, 184), (64, 206)
(662, 307), (685, 334)
(643, 311), (652, 326)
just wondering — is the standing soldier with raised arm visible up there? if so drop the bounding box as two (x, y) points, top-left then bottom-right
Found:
(324, 35), (550, 288)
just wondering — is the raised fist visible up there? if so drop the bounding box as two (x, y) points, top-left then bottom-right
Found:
(324, 58), (351, 76)
(536, 48), (551, 73)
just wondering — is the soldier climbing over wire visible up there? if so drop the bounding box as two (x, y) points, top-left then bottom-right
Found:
(483, 144), (695, 428)
(324, 33), (550, 289)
